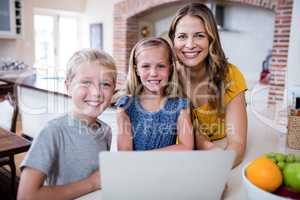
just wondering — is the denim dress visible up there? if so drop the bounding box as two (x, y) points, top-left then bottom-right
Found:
(115, 96), (188, 150)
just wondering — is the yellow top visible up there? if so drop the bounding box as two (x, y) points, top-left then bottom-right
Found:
(192, 64), (247, 141)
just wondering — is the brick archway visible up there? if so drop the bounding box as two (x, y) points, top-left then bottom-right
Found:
(113, 0), (294, 104)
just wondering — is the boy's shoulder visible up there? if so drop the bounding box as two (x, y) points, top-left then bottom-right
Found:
(45, 114), (70, 128)
(32, 114), (69, 144)
(37, 114), (69, 136)
(40, 114), (82, 137)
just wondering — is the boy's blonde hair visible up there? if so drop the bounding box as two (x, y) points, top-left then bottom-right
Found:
(126, 37), (180, 97)
(66, 48), (117, 84)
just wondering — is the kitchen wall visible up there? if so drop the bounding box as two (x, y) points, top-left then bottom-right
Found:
(287, 0), (300, 89)
(220, 5), (274, 88)
(82, 0), (122, 55)
(32, 0), (86, 12)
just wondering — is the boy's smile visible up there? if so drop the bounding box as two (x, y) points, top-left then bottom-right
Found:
(85, 99), (103, 107)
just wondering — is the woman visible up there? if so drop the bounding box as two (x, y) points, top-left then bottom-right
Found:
(168, 3), (247, 167)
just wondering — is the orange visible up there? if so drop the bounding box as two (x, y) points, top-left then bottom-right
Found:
(246, 156), (283, 192)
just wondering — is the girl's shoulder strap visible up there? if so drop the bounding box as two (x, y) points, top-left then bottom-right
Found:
(177, 97), (188, 109)
(115, 95), (134, 109)
(167, 97), (188, 111)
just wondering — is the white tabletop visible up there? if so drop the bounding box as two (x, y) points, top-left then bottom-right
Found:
(77, 109), (299, 200)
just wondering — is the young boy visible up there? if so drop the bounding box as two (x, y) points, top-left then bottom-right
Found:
(17, 49), (116, 200)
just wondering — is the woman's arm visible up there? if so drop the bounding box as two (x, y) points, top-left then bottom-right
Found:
(117, 108), (133, 151)
(194, 92), (247, 167)
(157, 109), (194, 151)
(17, 168), (100, 200)
(224, 92), (247, 167)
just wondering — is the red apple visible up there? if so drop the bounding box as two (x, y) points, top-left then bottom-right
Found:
(274, 186), (300, 199)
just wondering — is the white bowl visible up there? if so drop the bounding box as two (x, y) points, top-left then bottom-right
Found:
(242, 163), (289, 200)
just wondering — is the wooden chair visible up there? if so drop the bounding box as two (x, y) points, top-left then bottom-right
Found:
(0, 85), (19, 199)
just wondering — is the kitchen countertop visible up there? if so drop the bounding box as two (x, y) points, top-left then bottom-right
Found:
(0, 70), (68, 97)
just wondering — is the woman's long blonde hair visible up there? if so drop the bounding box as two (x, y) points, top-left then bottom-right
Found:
(168, 3), (229, 113)
(126, 37), (180, 97)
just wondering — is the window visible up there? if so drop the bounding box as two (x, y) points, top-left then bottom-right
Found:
(206, 3), (225, 29)
(34, 15), (55, 67)
(89, 23), (103, 50)
(34, 10), (79, 76)
(59, 17), (79, 68)
(215, 5), (225, 28)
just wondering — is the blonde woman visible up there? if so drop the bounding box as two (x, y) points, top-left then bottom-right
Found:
(116, 37), (193, 151)
(168, 3), (247, 167)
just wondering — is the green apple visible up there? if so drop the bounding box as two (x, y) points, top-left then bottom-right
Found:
(286, 154), (295, 163)
(283, 163), (300, 192)
(275, 153), (286, 162)
(266, 152), (276, 159)
(277, 161), (286, 170)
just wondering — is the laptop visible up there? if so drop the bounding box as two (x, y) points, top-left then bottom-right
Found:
(99, 150), (235, 200)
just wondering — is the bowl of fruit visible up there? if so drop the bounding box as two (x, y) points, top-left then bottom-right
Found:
(242, 153), (300, 200)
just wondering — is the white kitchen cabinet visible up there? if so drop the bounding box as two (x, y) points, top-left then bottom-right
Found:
(0, 0), (22, 38)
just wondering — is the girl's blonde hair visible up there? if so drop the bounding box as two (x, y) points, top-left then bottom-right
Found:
(168, 3), (229, 113)
(66, 48), (117, 84)
(126, 37), (180, 97)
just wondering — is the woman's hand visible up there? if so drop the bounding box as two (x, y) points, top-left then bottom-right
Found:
(195, 131), (215, 149)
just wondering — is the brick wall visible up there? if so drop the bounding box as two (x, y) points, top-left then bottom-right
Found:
(268, 0), (293, 104)
(113, 0), (294, 105)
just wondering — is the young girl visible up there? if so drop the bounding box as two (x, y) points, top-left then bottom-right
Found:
(116, 37), (194, 151)
(18, 49), (116, 199)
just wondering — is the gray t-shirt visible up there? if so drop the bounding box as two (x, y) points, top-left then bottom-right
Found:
(21, 114), (112, 186)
